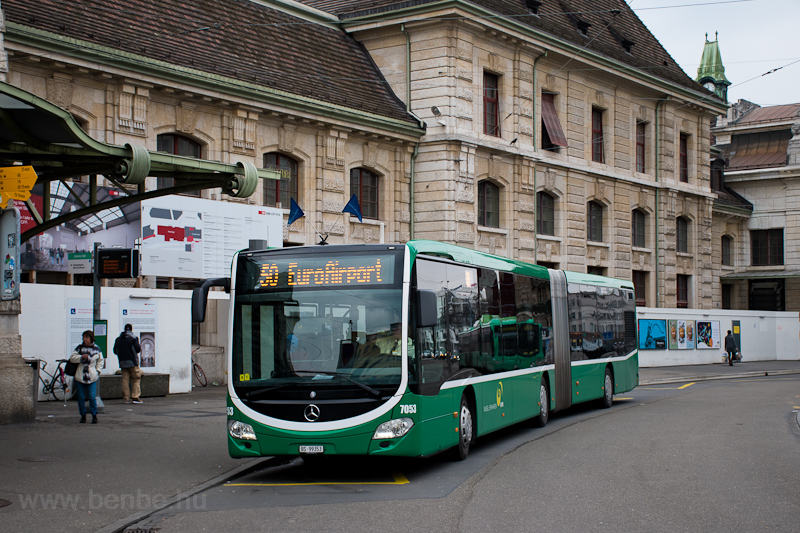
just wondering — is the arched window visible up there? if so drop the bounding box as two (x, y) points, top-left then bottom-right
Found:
(677, 217), (689, 253)
(537, 192), (555, 236)
(587, 201), (603, 242)
(156, 134), (202, 194)
(478, 180), (500, 228)
(263, 153), (298, 208)
(721, 235), (733, 266)
(632, 209), (646, 248)
(350, 168), (379, 219)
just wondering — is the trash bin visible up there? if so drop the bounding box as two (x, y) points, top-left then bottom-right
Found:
(22, 358), (39, 418)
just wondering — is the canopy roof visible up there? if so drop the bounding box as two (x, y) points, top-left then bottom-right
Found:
(0, 82), (276, 242)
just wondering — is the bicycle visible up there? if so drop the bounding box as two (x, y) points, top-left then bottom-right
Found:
(39, 359), (75, 401)
(191, 348), (207, 387)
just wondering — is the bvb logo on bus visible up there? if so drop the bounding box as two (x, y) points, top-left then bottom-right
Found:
(496, 381), (504, 408)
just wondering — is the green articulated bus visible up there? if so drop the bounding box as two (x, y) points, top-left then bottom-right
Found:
(192, 240), (638, 460)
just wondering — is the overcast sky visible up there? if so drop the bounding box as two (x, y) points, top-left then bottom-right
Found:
(630, 0), (799, 106)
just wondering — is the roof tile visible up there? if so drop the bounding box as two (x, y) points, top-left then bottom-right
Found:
(300, 0), (711, 95)
(4, 0), (418, 126)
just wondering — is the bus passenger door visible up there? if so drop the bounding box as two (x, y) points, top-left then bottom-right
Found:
(549, 270), (571, 411)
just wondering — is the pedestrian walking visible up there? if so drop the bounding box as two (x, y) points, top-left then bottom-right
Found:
(724, 330), (738, 366)
(113, 323), (143, 404)
(70, 329), (104, 423)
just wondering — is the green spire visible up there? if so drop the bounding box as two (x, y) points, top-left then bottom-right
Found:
(696, 32), (731, 85)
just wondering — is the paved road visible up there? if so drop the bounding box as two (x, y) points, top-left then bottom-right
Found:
(130, 375), (800, 533)
(1, 360), (798, 533)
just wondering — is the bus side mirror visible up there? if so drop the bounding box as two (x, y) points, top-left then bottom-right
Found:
(416, 289), (438, 328)
(192, 277), (230, 323)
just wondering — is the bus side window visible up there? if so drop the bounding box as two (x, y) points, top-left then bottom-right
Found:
(499, 272), (517, 368)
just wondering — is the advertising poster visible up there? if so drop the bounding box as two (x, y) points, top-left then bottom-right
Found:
(119, 300), (158, 368)
(696, 320), (721, 349)
(667, 319), (694, 350)
(17, 185), (138, 273)
(141, 196), (283, 279)
(67, 299), (109, 353)
(638, 319), (666, 350)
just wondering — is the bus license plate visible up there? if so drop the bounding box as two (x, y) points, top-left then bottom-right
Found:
(299, 445), (324, 454)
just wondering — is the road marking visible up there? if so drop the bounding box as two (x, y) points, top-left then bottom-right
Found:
(614, 397), (633, 400)
(226, 471), (410, 487)
(639, 383), (695, 390)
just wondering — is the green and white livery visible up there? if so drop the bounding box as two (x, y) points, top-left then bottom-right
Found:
(193, 240), (638, 460)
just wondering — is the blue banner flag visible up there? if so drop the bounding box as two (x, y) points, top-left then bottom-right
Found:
(342, 194), (363, 223)
(287, 198), (305, 226)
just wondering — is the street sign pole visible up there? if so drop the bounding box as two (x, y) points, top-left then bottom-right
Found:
(93, 241), (101, 323)
(91, 241), (105, 413)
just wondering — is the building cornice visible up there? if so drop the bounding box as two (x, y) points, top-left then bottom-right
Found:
(724, 165), (800, 182)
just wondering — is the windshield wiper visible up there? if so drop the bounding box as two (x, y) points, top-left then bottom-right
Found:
(241, 384), (290, 398)
(295, 371), (382, 398)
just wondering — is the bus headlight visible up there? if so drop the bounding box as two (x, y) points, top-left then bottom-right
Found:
(228, 420), (257, 441)
(373, 418), (414, 439)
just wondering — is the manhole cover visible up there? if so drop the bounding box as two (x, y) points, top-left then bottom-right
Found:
(0, 498), (12, 508)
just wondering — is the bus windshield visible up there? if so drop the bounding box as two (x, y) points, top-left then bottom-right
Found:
(231, 249), (405, 396)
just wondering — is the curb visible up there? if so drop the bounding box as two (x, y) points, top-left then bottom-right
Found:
(640, 369), (800, 386)
(95, 457), (269, 533)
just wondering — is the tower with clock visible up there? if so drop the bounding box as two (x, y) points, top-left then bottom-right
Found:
(696, 32), (731, 102)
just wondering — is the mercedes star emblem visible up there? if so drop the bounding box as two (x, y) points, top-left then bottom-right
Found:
(304, 404), (321, 422)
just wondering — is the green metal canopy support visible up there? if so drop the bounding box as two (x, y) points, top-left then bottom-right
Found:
(0, 81), (279, 242)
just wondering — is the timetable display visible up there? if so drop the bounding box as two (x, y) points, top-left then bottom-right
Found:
(246, 253), (397, 290)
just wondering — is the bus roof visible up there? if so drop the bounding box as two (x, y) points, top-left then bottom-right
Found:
(407, 240), (633, 289)
(564, 270), (634, 290)
(407, 240), (549, 279)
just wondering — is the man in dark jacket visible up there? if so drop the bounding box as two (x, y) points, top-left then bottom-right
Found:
(724, 330), (738, 366)
(113, 323), (142, 404)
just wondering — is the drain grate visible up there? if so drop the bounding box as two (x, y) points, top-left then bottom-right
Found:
(123, 529), (159, 533)
(0, 498), (12, 508)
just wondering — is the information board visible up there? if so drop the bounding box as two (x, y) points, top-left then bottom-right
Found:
(141, 196), (282, 278)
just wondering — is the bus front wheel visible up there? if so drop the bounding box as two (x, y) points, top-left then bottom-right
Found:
(454, 394), (475, 460)
(532, 379), (549, 427)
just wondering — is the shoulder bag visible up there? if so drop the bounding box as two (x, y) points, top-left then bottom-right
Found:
(64, 357), (79, 377)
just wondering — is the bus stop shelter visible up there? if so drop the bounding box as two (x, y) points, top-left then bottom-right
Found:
(0, 81), (277, 241)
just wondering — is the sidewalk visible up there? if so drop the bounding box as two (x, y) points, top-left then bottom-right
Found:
(639, 359), (800, 385)
(0, 385), (255, 533)
(1, 360), (799, 533)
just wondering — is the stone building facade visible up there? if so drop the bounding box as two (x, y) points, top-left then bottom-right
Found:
(322, 0), (727, 308)
(711, 101), (800, 311)
(2, 0), (728, 310)
(1, 0), (424, 265)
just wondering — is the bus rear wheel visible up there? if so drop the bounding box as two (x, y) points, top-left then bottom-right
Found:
(601, 368), (613, 409)
(532, 379), (549, 427)
(454, 394), (475, 460)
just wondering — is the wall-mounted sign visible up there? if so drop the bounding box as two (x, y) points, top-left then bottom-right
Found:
(141, 196), (282, 279)
(696, 320), (721, 349)
(638, 319), (666, 350)
(667, 319), (695, 350)
(68, 251), (93, 274)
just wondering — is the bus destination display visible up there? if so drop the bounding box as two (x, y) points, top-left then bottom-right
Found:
(252, 254), (396, 289)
